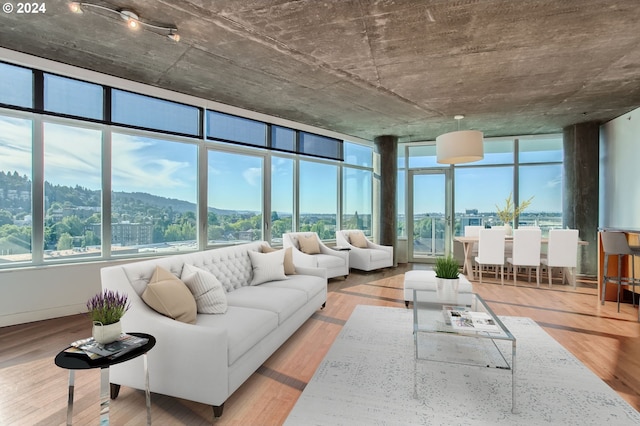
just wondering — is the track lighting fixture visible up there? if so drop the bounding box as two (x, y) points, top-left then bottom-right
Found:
(68, 2), (180, 41)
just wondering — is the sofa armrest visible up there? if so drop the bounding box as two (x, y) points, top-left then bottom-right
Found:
(319, 243), (349, 261)
(366, 241), (393, 254)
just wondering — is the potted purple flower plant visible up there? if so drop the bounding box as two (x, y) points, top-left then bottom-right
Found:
(87, 289), (130, 344)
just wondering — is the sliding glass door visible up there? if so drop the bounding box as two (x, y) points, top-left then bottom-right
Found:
(408, 169), (452, 262)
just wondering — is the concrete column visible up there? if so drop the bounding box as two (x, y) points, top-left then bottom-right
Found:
(563, 122), (599, 276)
(374, 135), (398, 264)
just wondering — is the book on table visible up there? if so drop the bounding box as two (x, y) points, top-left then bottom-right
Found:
(65, 333), (148, 360)
(444, 307), (500, 332)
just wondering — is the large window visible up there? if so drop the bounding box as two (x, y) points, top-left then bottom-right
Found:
(0, 115), (32, 263)
(0, 62), (32, 108)
(270, 156), (294, 243)
(0, 58), (375, 270)
(43, 122), (102, 260)
(111, 133), (197, 253)
(207, 150), (263, 245)
(454, 165), (514, 234)
(299, 132), (342, 160)
(299, 160), (337, 239)
(403, 137), (563, 239)
(112, 90), (200, 136)
(207, 111), (267, 147)
(342, 168), (372, 234)
(44, 74), (103, 120)
(518, 136), (563, 234)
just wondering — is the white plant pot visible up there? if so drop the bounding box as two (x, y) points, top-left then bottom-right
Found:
(436, 277), (460, 303)
(92, 320), (122, 344)
(504, 223), (513, 236)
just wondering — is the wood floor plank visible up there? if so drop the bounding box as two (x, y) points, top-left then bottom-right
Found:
(1, 263), (639, 425)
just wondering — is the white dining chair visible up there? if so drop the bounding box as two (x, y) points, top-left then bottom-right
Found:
(506, 228), (542, 287)
(541, 229), (579, 288)
(475, 228), (506, 285)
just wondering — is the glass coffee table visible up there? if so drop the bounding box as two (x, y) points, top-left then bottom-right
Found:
(412, 289), (516, 413)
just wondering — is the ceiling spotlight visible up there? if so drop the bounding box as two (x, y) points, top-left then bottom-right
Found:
(69, 1), (83, 13)
(69, 2), (179, 40)
(120, 10), (140, 30)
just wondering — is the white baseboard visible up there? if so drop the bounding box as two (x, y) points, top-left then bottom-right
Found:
(0, 303), (86, 328)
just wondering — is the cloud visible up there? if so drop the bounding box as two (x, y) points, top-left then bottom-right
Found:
(546, 175), (562, 188)
(111, 134), (196, 198)
(0, 116), (33, 176)
(243, 167), (262, 187)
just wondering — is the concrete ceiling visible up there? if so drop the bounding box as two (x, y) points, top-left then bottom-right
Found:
(1, 0), (640, 142)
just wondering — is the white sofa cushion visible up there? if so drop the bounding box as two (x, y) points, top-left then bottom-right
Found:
(196, 305), (279, 366)
(248, 250), (288, 285)
(261, 274), (326, 302)
(226, 285), (307, 325)
(368, 248), (390, 262)
(181, 264), (228, 314)
(315, 253), (346, 269)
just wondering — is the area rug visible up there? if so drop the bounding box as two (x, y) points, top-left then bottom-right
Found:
(285, 305), (640, 425)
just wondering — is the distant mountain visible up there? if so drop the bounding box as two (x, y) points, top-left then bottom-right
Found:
(111, 191), (247, 215)
(0, 170), (252, 216)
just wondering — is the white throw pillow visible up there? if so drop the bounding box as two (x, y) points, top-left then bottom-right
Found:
(261, 245), (296, 275)
(248, 249), (288, 285)
(181, 264), (228, 314)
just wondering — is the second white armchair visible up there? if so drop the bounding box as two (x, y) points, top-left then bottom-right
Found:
(283, 232), (349, 279)
(336, 230), (394, 272)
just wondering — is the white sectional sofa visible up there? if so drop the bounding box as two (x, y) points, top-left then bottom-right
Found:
(100, 241), (327, 418)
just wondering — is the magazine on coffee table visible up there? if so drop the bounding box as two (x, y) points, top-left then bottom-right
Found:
(445, 308), (500, 332)
(66, 333), (148, 360)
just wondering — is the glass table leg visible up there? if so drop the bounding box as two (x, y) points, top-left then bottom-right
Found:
(99, 367), (110, 425)
(144, 353), (151, 425)
(66, 370), (75, 425)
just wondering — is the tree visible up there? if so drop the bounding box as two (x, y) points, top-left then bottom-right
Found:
(0, 210), (13, 226)
(57, 233), (73, 250)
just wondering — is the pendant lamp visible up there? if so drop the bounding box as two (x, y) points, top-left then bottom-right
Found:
(436, 115), (484, 164)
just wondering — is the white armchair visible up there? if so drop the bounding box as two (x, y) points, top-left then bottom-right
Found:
(336, 230), (394, 272)
(283, 232), (349, 279)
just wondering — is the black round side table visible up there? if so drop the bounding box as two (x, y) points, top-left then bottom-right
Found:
(54, 332), (155, 425)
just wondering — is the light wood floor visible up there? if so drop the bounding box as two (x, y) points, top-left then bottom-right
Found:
(1, 264), (639, 425)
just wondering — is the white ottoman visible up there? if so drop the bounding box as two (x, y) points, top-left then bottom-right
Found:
(403, 270), (473, 307)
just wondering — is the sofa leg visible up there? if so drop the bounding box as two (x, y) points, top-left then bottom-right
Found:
(213, 404), (224, 418)
(405, 300), (409, 308)
(110, 383), (121, 399)
(321, 302), (326, 310)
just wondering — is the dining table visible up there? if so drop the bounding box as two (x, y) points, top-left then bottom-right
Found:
(454, 236), (589, 280)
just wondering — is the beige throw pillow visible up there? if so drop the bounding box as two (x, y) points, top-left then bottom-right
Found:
(142, 266), (197, 324)
(248, 249), (288, 285)
(298, 234), (321, 254)
(181, 264), (228, 314)
(262, 245), (296, 275)
(349, 231), (369, 248)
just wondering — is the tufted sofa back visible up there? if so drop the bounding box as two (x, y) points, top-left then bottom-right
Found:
(122, 241), (265, 295)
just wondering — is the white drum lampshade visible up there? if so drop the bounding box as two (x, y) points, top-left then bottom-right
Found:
(436, 130), (484, 164)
